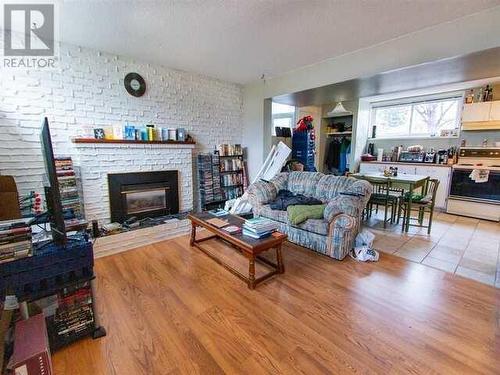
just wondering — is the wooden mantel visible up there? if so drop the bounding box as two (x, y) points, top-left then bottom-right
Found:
(72, 138), (196, 145)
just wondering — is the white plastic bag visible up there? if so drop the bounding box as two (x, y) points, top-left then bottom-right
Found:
(355, 230), (375, 248)
(351, 230), (379, 262)
(351, 246), (379, 262)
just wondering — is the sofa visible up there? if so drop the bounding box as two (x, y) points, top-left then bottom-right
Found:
(246, 172), (372, 260)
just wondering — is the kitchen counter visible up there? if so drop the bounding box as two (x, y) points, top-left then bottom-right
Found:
(361, 161), (452, 168)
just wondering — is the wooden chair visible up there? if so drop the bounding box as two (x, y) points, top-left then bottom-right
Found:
(399, 179), (440, 234)
(363, 179), (399, 229)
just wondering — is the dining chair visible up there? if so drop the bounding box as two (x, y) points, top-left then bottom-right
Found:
(399, 179), (440, 234)
(363, 179), (399, 228)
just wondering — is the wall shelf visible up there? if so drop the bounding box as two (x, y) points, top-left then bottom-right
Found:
(72, 138), (196, 145)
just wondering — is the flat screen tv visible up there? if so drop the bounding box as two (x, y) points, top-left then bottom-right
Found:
(40, 117), (67, 245)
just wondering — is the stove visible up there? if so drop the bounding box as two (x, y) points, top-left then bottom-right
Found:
(447, 147), (500, 221)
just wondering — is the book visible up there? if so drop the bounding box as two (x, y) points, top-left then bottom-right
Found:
(223, 225), (241, 234)
(208, 208), (228, 217)
(206, 218), (229, 228)
(243, 218), (278, 234)
(242, 229), (273, 239)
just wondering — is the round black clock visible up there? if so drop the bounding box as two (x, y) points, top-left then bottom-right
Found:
(124, 72), (146, 97)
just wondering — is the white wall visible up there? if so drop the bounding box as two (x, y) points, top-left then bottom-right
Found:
(242, 6), (500, 179)
(0, 42), (243, 200)
(72, 143), (195, 223)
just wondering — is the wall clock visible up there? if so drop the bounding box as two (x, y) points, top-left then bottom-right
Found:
(124, 72), (146, 97)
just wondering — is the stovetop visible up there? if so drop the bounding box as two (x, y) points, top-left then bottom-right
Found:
(455, 147), (500, 170)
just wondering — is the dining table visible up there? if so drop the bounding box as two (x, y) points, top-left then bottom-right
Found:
(351, 172), (430, 232)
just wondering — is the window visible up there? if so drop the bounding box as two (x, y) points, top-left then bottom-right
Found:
(371, 95), (462, 138)
(272, 102), (295, 136)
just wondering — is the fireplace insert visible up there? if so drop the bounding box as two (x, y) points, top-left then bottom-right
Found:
(108, 171), (179, 223)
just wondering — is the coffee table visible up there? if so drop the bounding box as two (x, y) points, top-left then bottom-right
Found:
(188, 212), (287, 289)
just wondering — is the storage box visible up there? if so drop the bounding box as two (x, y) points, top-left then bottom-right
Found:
(10, 314), (53, 375)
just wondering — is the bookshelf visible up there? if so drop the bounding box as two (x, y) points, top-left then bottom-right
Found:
(216, 144), (246, 202)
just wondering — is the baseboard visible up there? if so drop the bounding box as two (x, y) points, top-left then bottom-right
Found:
(93, 219), (191, 258)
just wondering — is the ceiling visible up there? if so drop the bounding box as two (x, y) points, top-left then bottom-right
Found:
(53, 0), (500, 84)
(272, 47), (500, 106)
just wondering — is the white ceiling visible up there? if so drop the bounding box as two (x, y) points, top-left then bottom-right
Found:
(57, 0), (500, 84)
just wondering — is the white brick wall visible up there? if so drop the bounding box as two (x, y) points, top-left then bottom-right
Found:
(0, 42), (243, 219)
(72, 143), (195, 223)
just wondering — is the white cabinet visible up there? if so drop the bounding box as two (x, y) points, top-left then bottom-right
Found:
(462, 101), (500, 130)
(359, 162), (416, 175)
(414, 165), (451, 209)
(462, 102), (491, 122)
(489, 101), (500, 121)
(359, 163), (385, 174)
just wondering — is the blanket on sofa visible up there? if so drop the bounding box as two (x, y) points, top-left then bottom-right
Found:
(287, 204), (326, 225)
(269, 189), (322, 210)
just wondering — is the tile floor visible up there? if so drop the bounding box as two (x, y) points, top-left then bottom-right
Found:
(363, 210), (500, 287)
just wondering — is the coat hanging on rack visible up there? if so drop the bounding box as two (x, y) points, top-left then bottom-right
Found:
(325, 136), (351, 175)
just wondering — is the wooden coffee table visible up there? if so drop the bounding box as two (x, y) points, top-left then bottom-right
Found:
(188, 212), (287, 289)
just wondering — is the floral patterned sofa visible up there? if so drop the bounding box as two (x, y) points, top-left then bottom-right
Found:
(246, 172), (372, 260)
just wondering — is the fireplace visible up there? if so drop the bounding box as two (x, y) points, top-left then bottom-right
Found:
(108, 171), (179, 223)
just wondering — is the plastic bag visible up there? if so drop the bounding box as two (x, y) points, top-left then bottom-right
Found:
(355, 229), (375, 248)
(351, 230), (379, 262)
(351, 246), (379, 262)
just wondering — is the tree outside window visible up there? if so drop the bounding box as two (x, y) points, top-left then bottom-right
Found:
(372, 97), (461, 138)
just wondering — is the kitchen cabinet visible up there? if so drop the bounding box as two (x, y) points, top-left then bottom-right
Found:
(462, 101), (500, 130)
(462, 102), (491, 122)
(489, 101), (500, 121)
(359, 163), (416, 175)
(359, 162), (451, 209)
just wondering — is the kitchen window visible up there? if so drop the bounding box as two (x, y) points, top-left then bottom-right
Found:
(370, 95), (462, 139)
(272, 102), (296, 136)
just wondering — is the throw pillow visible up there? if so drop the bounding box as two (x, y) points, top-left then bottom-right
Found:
(287, 204), (326, 225)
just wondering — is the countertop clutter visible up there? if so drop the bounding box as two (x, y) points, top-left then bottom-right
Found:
(365, 143), (458, 166)
(363, 160), (451, 168)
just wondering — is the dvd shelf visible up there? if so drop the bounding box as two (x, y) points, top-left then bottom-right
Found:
(197, 154), (224, 210)
(54, 157), (84, 218)
(47, 281), (95, 350)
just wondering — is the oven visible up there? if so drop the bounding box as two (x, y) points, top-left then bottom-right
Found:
(447, 163), (500, 221)
(449, 167), (500, 203)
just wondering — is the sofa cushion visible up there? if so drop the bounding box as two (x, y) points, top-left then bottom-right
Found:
(314, 175), (354, 201)
(258, 205), (288, 223)
(295, 218), (329, 236)
(269, 172), (289, 192)
(247, 180), (277, 205)
(287, 171), (323, 196)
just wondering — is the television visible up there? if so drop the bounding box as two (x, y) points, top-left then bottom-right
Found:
(40, 117), (67, 245)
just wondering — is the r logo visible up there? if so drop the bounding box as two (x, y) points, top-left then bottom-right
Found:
(4, 3), (55, 56)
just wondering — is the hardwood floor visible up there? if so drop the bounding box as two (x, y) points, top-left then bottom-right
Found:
(52, 235), (500, 374)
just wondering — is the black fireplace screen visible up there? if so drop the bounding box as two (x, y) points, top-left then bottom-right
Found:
(123, 188), (167, 215)
(108, 171), (179, 223)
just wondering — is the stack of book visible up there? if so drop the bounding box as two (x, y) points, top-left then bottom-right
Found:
(217, 144), (242, 156)
(242, 218), (278, 239)
(55, 157), (83, 218)
(0, 219), (32, 263)
(51, 283), (94, 342)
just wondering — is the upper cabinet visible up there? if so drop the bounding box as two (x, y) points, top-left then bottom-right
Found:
(462, 101), (500, 130)
(489, 101), (500, 121)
